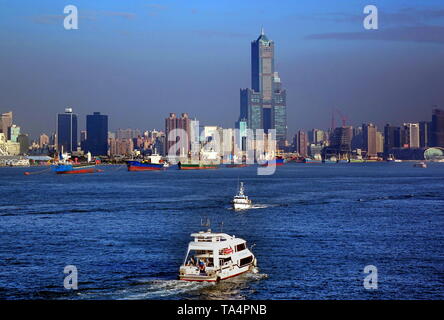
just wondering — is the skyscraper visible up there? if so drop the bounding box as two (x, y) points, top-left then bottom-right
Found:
(363, 123), (377, 158)
(431, 109), (444, 147)
(86, 112), (108, 156)
(239, 29), (287, 148)
(165, 113), (191, 156)
(0, 111), (13, 140)
(297, 130), (308, 157)
(401, 123), (420, 148)
(384, 124), (401, 154)
(57, 108), (78, 153)
(419, 121), (431, 148)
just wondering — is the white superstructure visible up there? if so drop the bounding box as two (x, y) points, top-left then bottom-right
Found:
(179, 230), (257, 282)
(232, 182), (253, 210)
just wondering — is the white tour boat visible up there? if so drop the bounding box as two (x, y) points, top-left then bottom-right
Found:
(179, 229), (257, 282)
(232, 182), (253, 210)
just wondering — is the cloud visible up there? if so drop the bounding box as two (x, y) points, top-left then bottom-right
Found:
(306, 25), (444, 45)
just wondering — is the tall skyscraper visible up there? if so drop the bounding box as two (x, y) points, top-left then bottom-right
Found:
(328, 126), (353, 155)
(86, 112), (108, 156)
(57, 108), (78, 153)
(239, 29), (287, 148)
(0, 111), (13, 140)
(363, 123), (377, 157)
(431, 109), (444, 147)
(165, 113), (191, 156)
(401, 123), (420, 148)
(419, 121), (431, 148)
(384, 124), (401, 154)
(297, 130), (308, 157)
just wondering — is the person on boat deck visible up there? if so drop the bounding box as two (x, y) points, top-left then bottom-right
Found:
(198, 260), (206, 274)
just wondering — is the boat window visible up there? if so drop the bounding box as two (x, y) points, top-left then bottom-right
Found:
(235, 243), (246, 252)
(219, 257), (232, 267)
(185, 249), (214, 266)
(239, 256), (253, 267)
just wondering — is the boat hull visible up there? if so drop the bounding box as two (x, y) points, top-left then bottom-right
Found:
(178, 164), (219, 170)
(52, 164), (96, 174)
(126, 161), (164, 171)
(180, 264), (254, 282)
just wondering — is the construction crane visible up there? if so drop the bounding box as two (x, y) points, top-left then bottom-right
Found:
(331, 108), (349, 129)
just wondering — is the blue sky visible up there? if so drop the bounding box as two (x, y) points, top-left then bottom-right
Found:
(1, 0), (444, 138)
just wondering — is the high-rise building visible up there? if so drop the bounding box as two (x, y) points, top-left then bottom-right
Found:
(17, 133), (29, 155)
(376, 131), (384, 154)
(57, 108), (78, 153)
(419, 121), (431, 148)
(86, 112), (108, 156)
(39, 133), (49, 148)
(362, 123), (377, 157)
(431, 109), (444, 147)
(165, 113), (191, 156)
(384, 124), (401, 154)
(297, 130), (308, 157)
(401, 123), (420, 148)
(239, 29), (287, 148)
(8, 125), (20, 142)
(0, 111), (13, 140)
(328, 126), (353, 155)
(309, 129), (325, 145)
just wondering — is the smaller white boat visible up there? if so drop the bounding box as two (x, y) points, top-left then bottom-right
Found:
(232, 182), (252, 210)
(413, 162), (427, 168)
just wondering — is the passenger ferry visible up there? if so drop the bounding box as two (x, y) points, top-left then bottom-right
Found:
(179, 229), (257, 282)
(232, 182), (253, 210)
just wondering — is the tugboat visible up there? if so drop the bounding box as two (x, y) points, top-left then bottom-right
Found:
(232, 182), (253, 210)
(179, 226), (257, 282)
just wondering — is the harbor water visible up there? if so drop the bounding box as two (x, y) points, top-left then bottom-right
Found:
(0, 163), (443, 299)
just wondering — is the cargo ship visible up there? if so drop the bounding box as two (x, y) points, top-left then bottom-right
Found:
(126, 161), (164, 171)
(259, 156), (285, 167)
(126, 154), (165, 171)
(52, 163), (97, 174)
(225, 163), (250, 168)
(178, 162), (219, 170)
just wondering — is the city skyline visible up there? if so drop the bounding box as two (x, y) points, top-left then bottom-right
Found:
(1, 0), (443, 138)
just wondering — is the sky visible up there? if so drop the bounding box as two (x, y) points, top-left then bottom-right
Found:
(0, 0), (443, 139)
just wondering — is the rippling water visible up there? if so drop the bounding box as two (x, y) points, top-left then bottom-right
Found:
(0, 163), (443, 300)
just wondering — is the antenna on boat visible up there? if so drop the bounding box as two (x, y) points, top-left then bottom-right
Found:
(220, 221), (224, 233)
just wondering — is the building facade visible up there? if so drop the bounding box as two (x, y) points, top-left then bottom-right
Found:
(431, 109), (444, 147)
(57, 108), (78, 153)
(239, 29), (287, 149)
(165, 113), (191, 156)
(86, 112), (108, 156)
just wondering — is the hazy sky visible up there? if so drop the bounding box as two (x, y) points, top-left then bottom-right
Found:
(0, 0), (443, 139)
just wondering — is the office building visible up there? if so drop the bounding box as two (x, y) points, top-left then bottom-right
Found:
(57, 108), (78, 153)
(86, 112), (108, 156)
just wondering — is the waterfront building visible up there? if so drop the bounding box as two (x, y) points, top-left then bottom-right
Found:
(326, 126), (353, 156)
(0, 111), (13, 140)
(401, 123), (420, 148)
(431, 109), (444, 147)
(86, 112), (108, 156)
(362, 123), (377, 158)
(384, 124), (401, 155)
(419, 121), (431, 148)
(57, 108), (78, 153)
(39, 133), (49, 148)
(17, 133), (30, 155)
(239, 29), (287, 149)
(376, 131), (384, 154)
(109, 138), (134, 156)
(8, 125), (20, 142)
(297, 130), (308, 157)
(165, 113), (191, 156)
